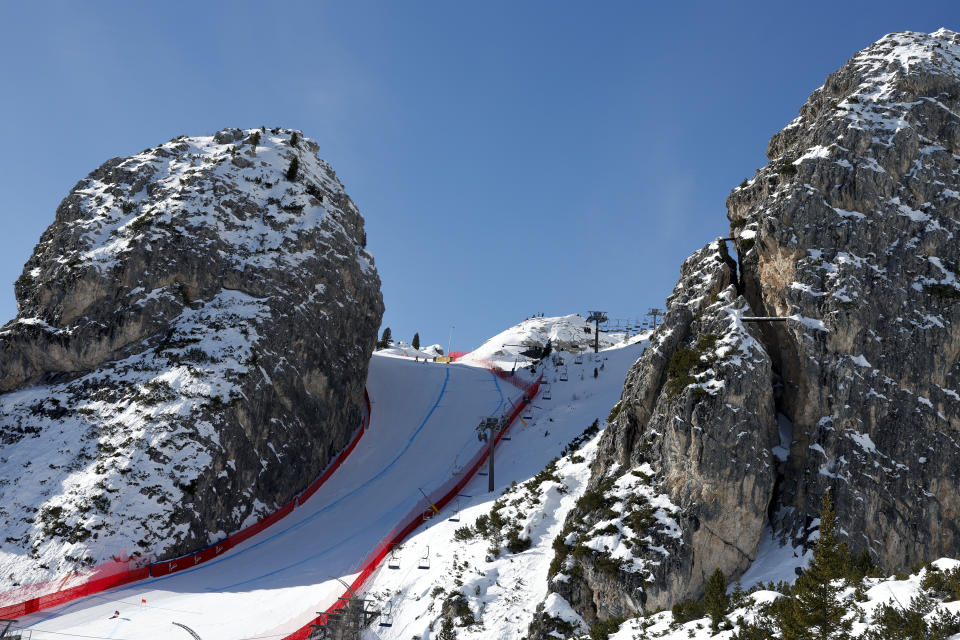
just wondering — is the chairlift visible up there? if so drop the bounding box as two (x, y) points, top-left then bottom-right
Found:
(542, 384), (552, 400)
(422, 509), (435, 522)
(379, 602), (394, 627)
(559, 367), (569, 382)
(387, 548), (400, 569)
(418, 546), (430, 569)
(574, 354), (584, 365)
(449, 498), (461, 522)
(593, 354), (601, 363)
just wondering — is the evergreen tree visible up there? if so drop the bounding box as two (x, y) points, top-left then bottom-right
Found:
(412, 332), (420, 350)
(289, 131), (300, 147)
(705, 567), (730, 632)
(542, 339), (552, 359)
(285, 156), (299, 181)
(777, 491), (852, 640)
(437, 616), (457, 640)
(378, 327), (392, 349)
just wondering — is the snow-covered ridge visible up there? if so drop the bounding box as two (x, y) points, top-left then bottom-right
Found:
(46, 128), (371, 277)
(463, 313), (645, 367)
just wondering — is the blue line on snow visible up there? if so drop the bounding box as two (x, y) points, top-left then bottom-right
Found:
(217, 366), (506, 591)
(32, 365), (515, 630)
(31, 366), (455, 627)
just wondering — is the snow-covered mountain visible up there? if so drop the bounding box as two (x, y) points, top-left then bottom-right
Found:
(544, 26), (960, 634)
(0, 127), (382, 588)
(462, 314), (646, 367)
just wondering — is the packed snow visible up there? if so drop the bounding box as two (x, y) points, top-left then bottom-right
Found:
(13, 354), (530, 639)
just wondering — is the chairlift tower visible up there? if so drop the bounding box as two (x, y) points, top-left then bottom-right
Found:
(476, 416), (507, 492)
(308, 577), (381, 640)
(0, 619), (28, 640)
(646, 307), (664, 329)
(586, 311), (607, 353)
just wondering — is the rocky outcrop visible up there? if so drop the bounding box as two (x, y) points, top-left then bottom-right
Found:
(0, 128), (383, 587)
(543, 242), (779, 626)
(547, 28), (960, 623)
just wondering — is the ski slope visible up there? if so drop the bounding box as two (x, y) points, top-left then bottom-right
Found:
(16, 354), (525, 640)
(358, 341), (649, 639)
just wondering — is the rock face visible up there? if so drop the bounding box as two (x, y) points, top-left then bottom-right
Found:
(0, 128), (383, 587)
(548, 28), (960, 624)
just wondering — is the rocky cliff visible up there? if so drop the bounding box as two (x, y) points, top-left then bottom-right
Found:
(542, 28), (960, 626)
(0, 127), (383, 587)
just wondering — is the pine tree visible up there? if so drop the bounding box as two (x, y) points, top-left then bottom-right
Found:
(285, 156), (299, 181)
(378, 327), (392, 349)
(542, 339), (552, 359)
(705, 567), (730, 632)
(778, 491), (853, 640)
(289, 131), (300, 147)
(412, 332), (420, 350)
(437, 616), (457, 640)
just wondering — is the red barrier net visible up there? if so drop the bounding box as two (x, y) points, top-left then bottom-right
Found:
(0, 389), (372, 619)
(282, 367), (542, 639)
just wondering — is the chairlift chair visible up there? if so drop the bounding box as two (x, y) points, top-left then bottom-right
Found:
(542, 384), (552, 400)
(559, 367), (569, 382)
(379, 602), (394, 627)
(449, 498), (461, 522)
(387, 548), (400, 569)
(574, 354), (583, 365)
(418, 546), (430, 569)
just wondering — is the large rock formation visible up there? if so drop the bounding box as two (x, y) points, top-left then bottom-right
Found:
(0, 128), (383, 587)
(544, 28), (960, 625)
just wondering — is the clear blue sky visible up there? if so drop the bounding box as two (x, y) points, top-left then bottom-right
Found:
(1, 2), (956, 352)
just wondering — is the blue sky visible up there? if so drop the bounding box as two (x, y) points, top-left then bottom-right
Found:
(0, 1), (956, 352)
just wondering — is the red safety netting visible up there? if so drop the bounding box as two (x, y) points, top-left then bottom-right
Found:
(0, 389), (371, 619)
(282, 366), (541, 639)
(0, 555), (150, 619)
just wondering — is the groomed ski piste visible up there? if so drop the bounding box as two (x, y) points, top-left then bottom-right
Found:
(358, 338), (650, 639)
(14, 353), (537, 640)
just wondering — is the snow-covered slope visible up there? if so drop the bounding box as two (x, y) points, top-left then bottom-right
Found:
(462, 314), (645, 368)
(359, 340), (648, 639)
(605, 559), (960, 640)
(13, 354), (528, 640)
(377, 342), (444, 360)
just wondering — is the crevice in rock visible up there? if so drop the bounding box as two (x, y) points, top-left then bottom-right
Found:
(718, 239), (743, 296)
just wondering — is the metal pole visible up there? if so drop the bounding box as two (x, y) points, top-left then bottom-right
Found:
(447, 325), (455, 359)
(488, 423), (495, 492)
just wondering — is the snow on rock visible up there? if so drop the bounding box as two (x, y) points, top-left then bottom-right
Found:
(0, 127), (383, 589)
